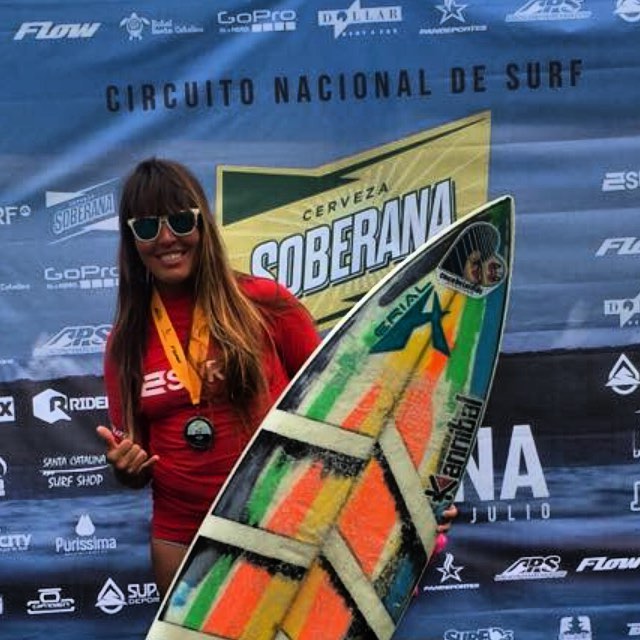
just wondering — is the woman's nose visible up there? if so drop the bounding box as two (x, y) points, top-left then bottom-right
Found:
(156, 218), (177, 242)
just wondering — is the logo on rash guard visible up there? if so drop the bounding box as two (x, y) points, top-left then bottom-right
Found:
(141, 369), (184, 397)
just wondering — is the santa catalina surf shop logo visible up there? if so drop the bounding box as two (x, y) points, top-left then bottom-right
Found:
(46, 179), (119, 244)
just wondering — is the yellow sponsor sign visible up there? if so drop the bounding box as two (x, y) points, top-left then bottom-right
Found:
(218, 111), (490, 331)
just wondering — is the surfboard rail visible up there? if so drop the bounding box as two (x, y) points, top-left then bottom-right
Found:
(146, 195), (514, 640)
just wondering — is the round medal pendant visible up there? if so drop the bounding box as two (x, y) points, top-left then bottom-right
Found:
(183, 416), (214, 451)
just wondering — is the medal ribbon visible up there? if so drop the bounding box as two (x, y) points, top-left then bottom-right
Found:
(151, 288), (210, 406)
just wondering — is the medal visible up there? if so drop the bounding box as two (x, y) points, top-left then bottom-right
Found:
(151, 289), (216, 452)
(184, 416), (214, 451)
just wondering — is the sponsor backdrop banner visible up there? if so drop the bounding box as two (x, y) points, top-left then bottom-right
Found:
(0, 0), (638, 638)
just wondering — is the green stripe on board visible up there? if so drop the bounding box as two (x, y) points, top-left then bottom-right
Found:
(246, 448), (293, 526)
(446, 297), (484, 395)
(183, 554), (234, 629)
(305, 336), (376, 421)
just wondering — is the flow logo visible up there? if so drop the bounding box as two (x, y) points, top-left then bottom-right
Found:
(14, 21), (100, 40)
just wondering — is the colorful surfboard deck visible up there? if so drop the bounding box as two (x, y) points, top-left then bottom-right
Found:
(146, 196), (514, 640)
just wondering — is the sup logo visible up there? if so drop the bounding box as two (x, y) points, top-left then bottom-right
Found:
(606, 354), (640, 395)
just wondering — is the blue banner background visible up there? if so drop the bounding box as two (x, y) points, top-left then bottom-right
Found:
(0, 1), (638, 638)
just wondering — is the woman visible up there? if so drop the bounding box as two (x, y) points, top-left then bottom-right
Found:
(97, 157), (456, 596)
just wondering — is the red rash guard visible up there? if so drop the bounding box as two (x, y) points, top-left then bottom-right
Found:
(104, 276), (321, 544)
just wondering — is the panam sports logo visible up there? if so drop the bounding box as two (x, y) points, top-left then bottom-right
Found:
(419, 1), (488, 35)
(422, 552), (480, 592)
(46, 179), (119, 244)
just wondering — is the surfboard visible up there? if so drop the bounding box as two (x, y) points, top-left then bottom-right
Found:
(145, 195), (514, 640)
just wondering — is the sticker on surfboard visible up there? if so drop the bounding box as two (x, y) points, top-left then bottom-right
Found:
(146, 195), (514, 640)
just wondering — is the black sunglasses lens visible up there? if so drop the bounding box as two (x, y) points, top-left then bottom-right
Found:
(167, 211), (197, 235)
(132, 218), (160, 240)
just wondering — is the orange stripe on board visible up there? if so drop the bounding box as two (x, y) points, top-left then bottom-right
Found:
(394, 292), (464, 466)
(394, 372), (438, 467)
(342, 382), (383, 433)
(265, 459), (325, 538)
(201, 560), (272, 638)
(284, 564), (353, 640)
(338, 459), (398, 578)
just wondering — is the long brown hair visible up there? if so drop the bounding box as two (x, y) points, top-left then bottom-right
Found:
(110, 158), (273, 442)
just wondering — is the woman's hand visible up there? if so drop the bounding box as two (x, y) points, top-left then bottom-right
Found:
(96, 425), (159, 488)
(436, 504), (458, 534)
